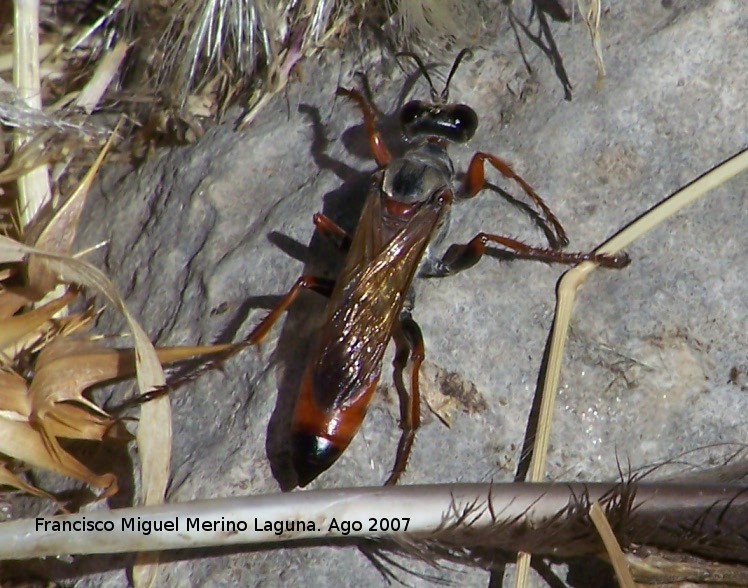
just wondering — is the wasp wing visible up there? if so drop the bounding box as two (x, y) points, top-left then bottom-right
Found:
(310, 185), (448, 410)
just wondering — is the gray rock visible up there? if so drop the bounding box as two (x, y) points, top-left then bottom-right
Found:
(67, 0), (748, 585)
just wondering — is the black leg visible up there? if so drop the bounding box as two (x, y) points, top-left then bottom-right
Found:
(386, 312), (425, 485)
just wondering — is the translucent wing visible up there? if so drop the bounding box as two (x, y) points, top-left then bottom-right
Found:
(310, 183), (448, 410)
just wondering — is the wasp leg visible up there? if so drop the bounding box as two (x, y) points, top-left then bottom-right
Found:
(145, 277), (335, 397)
(385, 312), (425, 486)
(336, 87), (393, 167)
(313, 212), (352, 251)
(459, 151), (569, 248)
(427, 233), (630, 277)
(245, 275), (335, 344)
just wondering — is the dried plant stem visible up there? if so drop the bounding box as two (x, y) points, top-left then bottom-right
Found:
(13, 0), (52, 227)
(514, 540), (531, 588)
(590, 502), (635, 588)
(74, 40), (131, 113)
(0, 482), (745, 563)
(533, 146), (748, 479)
(513, 146), (748, 586)
(514, 536), (532, 588)
(577, 0), (605, 81)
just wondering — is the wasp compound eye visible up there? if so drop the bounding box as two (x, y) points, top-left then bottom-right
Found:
(401, 101), (478, 143)
(449, 104), (479, 142)
(399, 100), (428, 130)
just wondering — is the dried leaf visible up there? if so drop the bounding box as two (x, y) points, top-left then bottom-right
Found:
(0, 235), (164, 511)
(0, 287), (30, 319)
(0, 461), (61, 508)
(45, 401), (132, 442)
(29, 339), (230, 439)
(25, 121), (121, 296)
(31, 339), (130, 416)
(0, 290), (74, 363)
(0, 414), (116, 496)
(0, 344), (120, 499)
(0, 332), (227, 505)
(0, 362), (122, 442)
(0, 369), (31, 417)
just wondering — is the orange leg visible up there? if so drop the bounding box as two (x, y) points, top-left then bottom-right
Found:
(313, 212), (352, 251)
(435, 233), (630, 276)
(245, 275), (335, 345)
(336, 87), (393, 167)
(386, 313), (425, 485)
(133, 276), (335, 405)
(460, 151), (569, 248)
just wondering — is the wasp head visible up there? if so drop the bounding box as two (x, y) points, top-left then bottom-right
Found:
(398, 49), (478, 144)
(400, 100), (478, 143)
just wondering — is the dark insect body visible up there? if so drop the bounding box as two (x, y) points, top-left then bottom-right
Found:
(246, 50), (630, 488)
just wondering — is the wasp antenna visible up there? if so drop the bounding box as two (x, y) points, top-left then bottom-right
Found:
(397, 51), (438, 102)
(442, 48), (473, 102)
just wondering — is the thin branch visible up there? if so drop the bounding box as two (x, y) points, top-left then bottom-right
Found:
(0, 481), (746, 566)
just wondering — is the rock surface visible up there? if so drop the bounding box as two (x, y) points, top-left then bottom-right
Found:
(64, 0), (748, 585)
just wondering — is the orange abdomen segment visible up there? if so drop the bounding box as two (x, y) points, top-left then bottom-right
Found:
(291, 365), (379, 487)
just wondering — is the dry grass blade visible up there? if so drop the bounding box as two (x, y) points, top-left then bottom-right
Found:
(4, 113), (170, 583)
(513, 146), (748, 587)
(13, 0), (52, 227)
(132, 388), (168, 584)
(590, 501), (635, 588)
(515, 541), (531, 588)
(74, 40), (131, 114)
(576, 0), (605, 81)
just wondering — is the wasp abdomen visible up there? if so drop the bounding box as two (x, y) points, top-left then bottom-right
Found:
(291, 431), (341, 488)
(291, 365), (380, 487)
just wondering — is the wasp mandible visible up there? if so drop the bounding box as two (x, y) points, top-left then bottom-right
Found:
(244, 50), (630, 487)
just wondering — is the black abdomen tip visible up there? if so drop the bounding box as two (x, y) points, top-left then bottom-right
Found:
(292, 431), (343, 487)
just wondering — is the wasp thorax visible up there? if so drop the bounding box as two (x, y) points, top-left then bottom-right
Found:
(400, 100), (478, 143)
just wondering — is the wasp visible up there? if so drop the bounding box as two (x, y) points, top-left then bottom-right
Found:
(244, 50), (630, 487)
